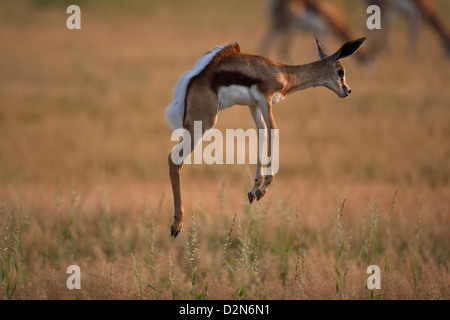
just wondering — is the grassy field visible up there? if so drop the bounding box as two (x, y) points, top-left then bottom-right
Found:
(0, 0), (449, 300)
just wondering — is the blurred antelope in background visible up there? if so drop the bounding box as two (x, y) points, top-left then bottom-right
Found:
(166, 37), (366, 237)
(366, 0), (450, 58)
(259, 0), (371, 63)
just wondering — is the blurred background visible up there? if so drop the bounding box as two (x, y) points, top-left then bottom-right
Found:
(0, 0), (449, 299)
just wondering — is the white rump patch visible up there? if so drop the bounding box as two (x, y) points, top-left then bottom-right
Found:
(166, 44), (231, 130)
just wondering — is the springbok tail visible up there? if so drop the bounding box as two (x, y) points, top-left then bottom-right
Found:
(165, 43), (240, 130)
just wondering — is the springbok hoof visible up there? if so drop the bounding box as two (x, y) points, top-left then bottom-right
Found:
(248, 192), (255, 204)
(170, 222), (183, 238)
(256, 189), (263, 201)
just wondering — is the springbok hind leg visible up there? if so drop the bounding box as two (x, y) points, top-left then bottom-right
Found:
(169, 126), (207, 237)
(168, 88), (218, 237)
(168, 133), (189, 238)
(169, 121), (210, 237)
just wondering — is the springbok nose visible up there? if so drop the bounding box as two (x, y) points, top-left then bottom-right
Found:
(345, 85), (351, 95)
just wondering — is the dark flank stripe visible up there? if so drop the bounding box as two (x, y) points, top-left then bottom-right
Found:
(212, 71), (261, 91)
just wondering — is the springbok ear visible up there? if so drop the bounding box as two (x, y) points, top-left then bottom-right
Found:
(314, 35), (328, 59)
(331, 37), (367, 61)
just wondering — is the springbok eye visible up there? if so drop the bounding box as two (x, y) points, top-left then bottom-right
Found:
(338, 69), (344, 78)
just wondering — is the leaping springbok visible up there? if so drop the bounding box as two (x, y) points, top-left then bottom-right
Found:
(166, 37), (366, 237)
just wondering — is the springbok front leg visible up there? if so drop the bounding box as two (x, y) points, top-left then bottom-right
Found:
(248, 105), (267, 203)
(254, 95), (277, 201)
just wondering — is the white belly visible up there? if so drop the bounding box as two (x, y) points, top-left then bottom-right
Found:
(218, 85), (256, 110)
(218, 85), (285, 110)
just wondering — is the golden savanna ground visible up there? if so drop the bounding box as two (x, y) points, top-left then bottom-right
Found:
(0, 0), (449, 299)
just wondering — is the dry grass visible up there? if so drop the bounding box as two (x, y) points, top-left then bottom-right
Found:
(0, 0), (449, 299)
